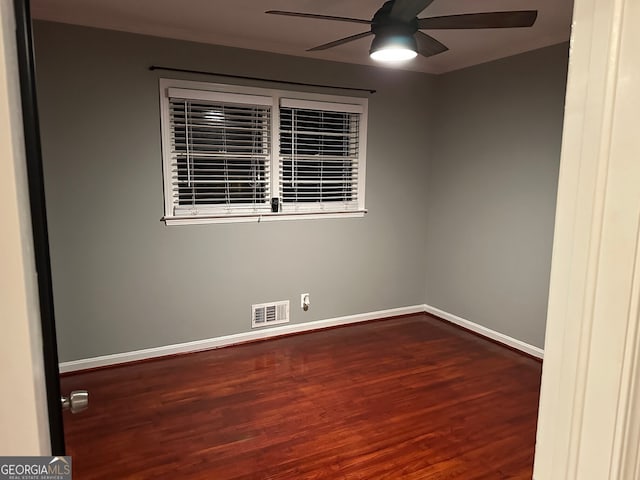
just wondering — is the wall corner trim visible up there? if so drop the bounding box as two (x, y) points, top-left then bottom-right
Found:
(423, 304), (544, 359)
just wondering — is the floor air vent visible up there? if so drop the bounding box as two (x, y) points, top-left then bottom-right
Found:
(252, 300), (289, 328)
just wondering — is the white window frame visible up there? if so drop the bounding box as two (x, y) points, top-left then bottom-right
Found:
(159, 78), (368, 225)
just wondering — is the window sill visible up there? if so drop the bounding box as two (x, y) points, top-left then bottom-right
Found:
(162, 210), (367, 225)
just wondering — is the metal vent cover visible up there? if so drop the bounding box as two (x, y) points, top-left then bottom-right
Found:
(252, 300), (289, 328)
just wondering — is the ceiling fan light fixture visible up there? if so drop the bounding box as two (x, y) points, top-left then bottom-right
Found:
(369, 33), (418, 62)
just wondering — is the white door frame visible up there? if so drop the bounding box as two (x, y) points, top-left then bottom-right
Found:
(533, 0), (640, 478)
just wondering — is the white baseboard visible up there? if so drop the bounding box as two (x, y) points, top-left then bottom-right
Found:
(59, 305), (425, 373)
(60, 303), (543, 373)
(423, 304), (544, 359)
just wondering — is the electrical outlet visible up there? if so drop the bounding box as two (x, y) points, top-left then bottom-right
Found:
(300, 293), (310, 311)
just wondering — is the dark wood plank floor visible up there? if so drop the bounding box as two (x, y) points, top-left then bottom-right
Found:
(61, 314), (542, 479)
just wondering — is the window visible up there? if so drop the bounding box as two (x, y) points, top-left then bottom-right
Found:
(160, 79), (367, 225)
(279, 99), (362, 212)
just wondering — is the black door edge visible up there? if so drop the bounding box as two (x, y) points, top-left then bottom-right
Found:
(13, 0), (66, 455)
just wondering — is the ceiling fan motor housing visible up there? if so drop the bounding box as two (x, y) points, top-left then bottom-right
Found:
(370, 1), (419, 55)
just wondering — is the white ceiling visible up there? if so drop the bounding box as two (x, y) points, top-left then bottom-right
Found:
(31, 0), (574, 74)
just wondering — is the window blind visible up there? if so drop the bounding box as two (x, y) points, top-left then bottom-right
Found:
(168, 94), (272, 215)
(279, 101), (361, 211)
(160, 79), (367, 224)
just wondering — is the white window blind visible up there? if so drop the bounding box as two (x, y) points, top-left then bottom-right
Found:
(160, 79), (367, 224)
(279, 100), (362, 212)
(166, 90), (272, 216)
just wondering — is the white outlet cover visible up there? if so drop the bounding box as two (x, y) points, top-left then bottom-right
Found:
(300, 293), (309, 308)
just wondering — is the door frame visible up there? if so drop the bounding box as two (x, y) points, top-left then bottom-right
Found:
(13, 0), (65, 455)
(532, 0), (640, 477)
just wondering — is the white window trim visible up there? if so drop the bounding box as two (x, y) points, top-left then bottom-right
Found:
(159, 78), (368, 225)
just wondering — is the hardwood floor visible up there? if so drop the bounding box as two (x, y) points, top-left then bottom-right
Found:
(61, 314), (542, 479)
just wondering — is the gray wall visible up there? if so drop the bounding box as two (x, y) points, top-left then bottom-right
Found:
(425, 44), (569, 348)
(34, 21), (568, 361)
(34, 22), (435, 362)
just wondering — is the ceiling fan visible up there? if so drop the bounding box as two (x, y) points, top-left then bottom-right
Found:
(266, 0), (538, 62)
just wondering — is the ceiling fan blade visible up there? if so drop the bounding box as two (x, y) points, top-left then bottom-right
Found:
(415, 31), (449, 58)
(265, 10), (371, 25)
(389, 0), (435, 22)
(308, 31), (373, 51)
(418, 11), (538, 30)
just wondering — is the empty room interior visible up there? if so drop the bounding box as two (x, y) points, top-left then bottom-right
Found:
(27, 0), (575, 477)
